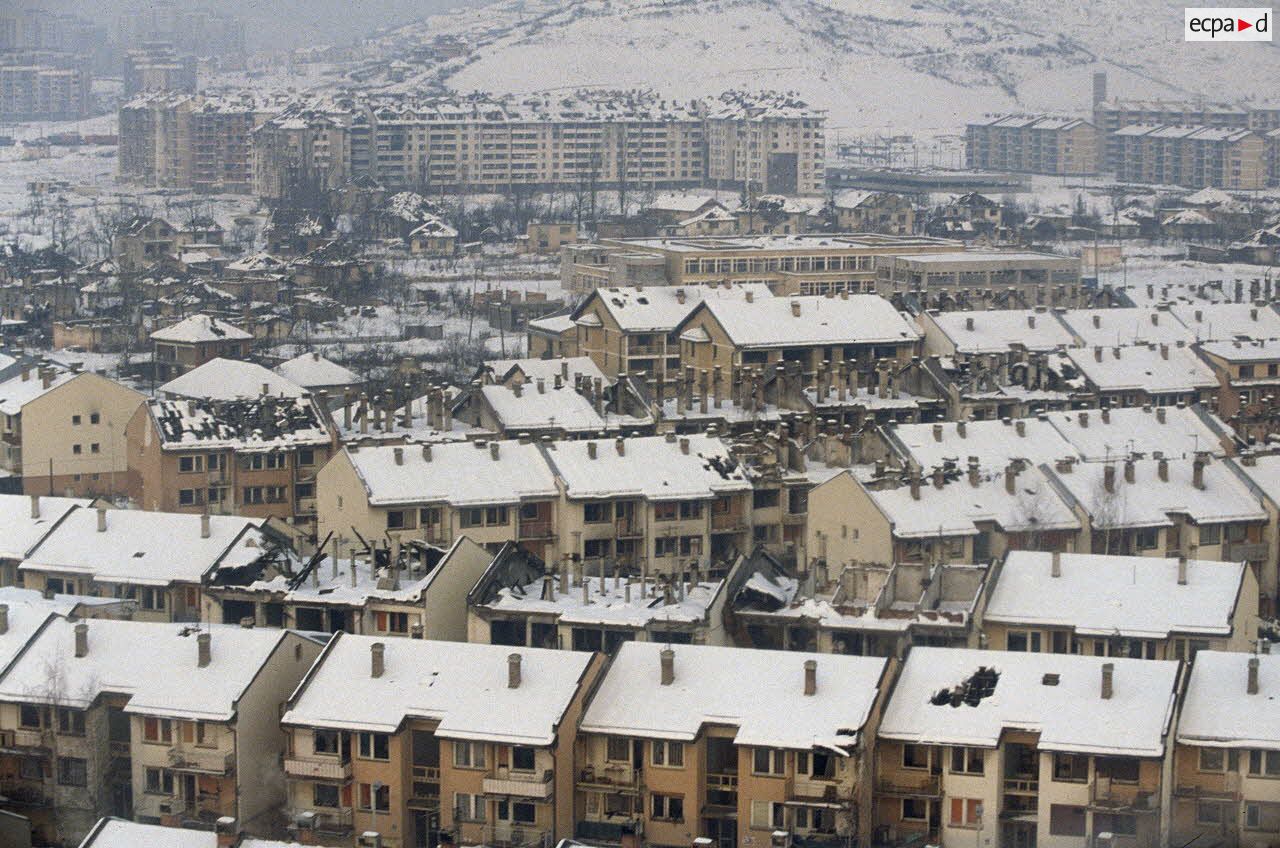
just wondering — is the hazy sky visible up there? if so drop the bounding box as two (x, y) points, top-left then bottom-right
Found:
(28, 0), (473, 49)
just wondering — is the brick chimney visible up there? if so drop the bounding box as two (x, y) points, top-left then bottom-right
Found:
(216, 817), (238, 848)
(1101, 662), (1114, 700)
(1051, 551), (1061, 578)
(1004, 463), (1016, 494)
(29, 494), (38, 519)
(803, 659), (816, 696)
(197, 632), (211, 668)
(909, 467), (921, 500)
(97, 507), (107, 532)
(660, 648), (675, 685)
(201, 513), (211, 539)
(0, 604), (6, 635)
(1124, 458), (1135, 484)
(1249, 656), (1260, 695)
(508, 653), (522, 688)
(371, 642), (385, 678)
(1193, 454), (1206, 490)
(1104, 464), (1115, 493)
(393, 447), (404, 466)
(75, 622), (88, 658)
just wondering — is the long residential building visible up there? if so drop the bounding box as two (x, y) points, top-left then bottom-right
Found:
(1107, 124), (1267, 190)
(0, 61), (91, 120)
(965, 115), (1100, 176)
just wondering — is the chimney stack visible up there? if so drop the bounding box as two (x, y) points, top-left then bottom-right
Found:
(1005, 463), (1016, 494)
(1101, 662), (1114, 700)
(1051, 551), (1061, 578)
(97, 507), (107, 532)
(371, 642), (385, 678)
(587, 441), (597, 459)
(1104, 464), (1116, 493)
(74, 622), (88, 657)
(803, 659), (817, 696)
(1124, 458), (1135, 484)
(679, 437), (690, 455)
(790, 300), (801, 317)
(490, 442), (500, 461)
(197, 632), (211, 668)
(1249, 656), (1261, 695)
(393, 447), (404, 466)
(201, 513), (211, 539)
(508, 653), (522, 689)
(909, 467), (921, 500)
(29, 494), (38, 519)
(1178, 554), (1188, 585)
(660, 648), (675, 685)
(932, 423), (943, 442)
(1193, 454), (1206, 490)
(615, 437), (625, 456)
(0, 604), (7, 635)
(1158, 456), (1169, 481)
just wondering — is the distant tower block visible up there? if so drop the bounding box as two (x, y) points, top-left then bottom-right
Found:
(1092, 71), (1108, 106)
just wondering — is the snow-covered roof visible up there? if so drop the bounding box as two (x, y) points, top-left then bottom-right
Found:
(275, 351), (359, 389)
(282, 634), (592, 743)
(0, 618), (295, 722)
(21, 507), (272, 587)
(1065, 344), (1217, 394)
(1057, 308), (1195, 347)
(1049, 457), (1266, 528)
(697, 294), (920, 349)
(482, 574), (723, 628)
(479, 383), (606, 432)
(878, 647), (1178, 756)
(526, 313), (575, 335)
(985, 551), (1245, 639)
(647, 193), (724, 213)
(1182, 187), (1235, 207)
(148, 395), (332, 451)
(0, 493), (90, 561)
(159, 357), (306, 401)
(0, 365), (77, 416)
(1200, 338), (1280, 363)
(580, 283), (772, 333)
(347, 440), (558, 507)
(150, 314), (252, 343)
(928, 308), (1075, 354)
(886, 418), (1075, 472)
(225, 251), (287, 274)
(1163, 209), (1214, 227)
(580, 642), (885, 750)
(80, 819), (216, 848)
(1044, 405), (1229, 461)
(545, 434), (750, 501)
(867, 465), (1079, 539)
(485, 355), (610, 388)
(1178, 651), (1280, 749)
(1171, 303), (1280, 342)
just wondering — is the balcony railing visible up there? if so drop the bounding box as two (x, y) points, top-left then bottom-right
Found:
(1089, 778), (1158, 812)
(284, 755), (352, 781)
(168, 746), (236, 775)
(877, 775), (941, 797)
(0, 779), (51, 807)
(707, 772), (739, 791)
(481, 822), (552, 848)
(1004, 776), (1039, 795)
(792, 776), (842, 803)
(294, 807), (354, 834)
(710, 511), (747, 532)
(578, 764), (641, 791)
(483, 769), (554, 799)
(11, 728), (47, 749)
(1173, 773), (1240, 801)
(615, 517), (643, 538)
(518, 519), (555, 539)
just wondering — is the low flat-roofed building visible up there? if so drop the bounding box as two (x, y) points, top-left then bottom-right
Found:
(877, 251), (1084, 311)
(876, 647), (1180, 848)
(983, 550), (1257, 660)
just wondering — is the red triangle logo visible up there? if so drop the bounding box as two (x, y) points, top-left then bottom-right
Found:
(1239, 18), (1253, 30)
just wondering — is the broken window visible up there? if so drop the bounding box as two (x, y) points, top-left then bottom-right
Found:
(1053, 753), (1088, 783)
(930, 667), (1000, 708)
(902, 744), (930, 770)
(1097, 757), (1140, 783)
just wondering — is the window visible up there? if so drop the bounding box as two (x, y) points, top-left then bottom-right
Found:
(357, 732), (389, 761)
(243, 487), (264, 505)
(511, 745), (536, 772)
(1249, 749), (1280, 777)
(72, 415), (81, 425)
(607, 737), (630, 762)
(179, 489), (199, 506)
(145, 767), (174, 795)
(298, 449), (315, 466)
(359, 783), (390, 812)
(91, 443), (100, 454)
(651, 793), (684, 822)
(796, 750), (836, 780)
(387, 510), (406, 530)
(90, 413), (99, 425)
(752, 489), (780, 509)
(1197, 801), (1225, 825)
(1097, 757), (1140, 783)
(73, 444), (81, 455)
(143, 717), (172, 743)
(455, 792), (486, 822)
(951, 747), (984, 775)
(751, 800), (785, 829)
(901, 799), (928, 821)
(374, 611), (410, 634)
(1198, 748), (1226, 772)
(1007, 630), (1042, 652)
(1053, 753), (1089, 782)
(753, 747), (786, 776)
(902, 744), (930, 770)
(313, 729), (340, 755)
(1049, 804), (1086, 837)
(652, 740), (684, 768)
(19, 704), (42, 729)
(584, 502), (613, 523)
(178, 455), (205, 473)
(654, 537), (678, 558)
(949, 798), (982, 828)
(454, 740), (486, 768)
(1245, 802), (1280, 832)
(485, 506), (508, 526)
(420, 507), (441, 527)
(1136, 527), (1159, 550)
(497, 799), (537, 824)
(654, 502), (677, 521)
(1199, 524), (1222, 546)
(57, 756), (86, 787)
(313, 783), (340, 808)
(56, 708), (85, 737)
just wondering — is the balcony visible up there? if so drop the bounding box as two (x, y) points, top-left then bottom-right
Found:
(483, 769), (554, 799)
(518, 519), (555, 540)
(284, 755), (352, 781)
(295, 807), (354, 835)
(711, 512), (748, 532)
(168, 746), (236, 775)
(1089, 778), (1158, 813)
(10, 728), (47, 749)
(1004, 776), (1039, 795)
(0, 779), (51, 808)
(1174, 773), (1240, 801)
(706, 771), (739, 808)
(626, 342), (663, 357)
(615, 517), (643, 538)
(792, 776), (842, 803)
(480, 822), (551, 848)
(578, 764), (642, 793)
(408, 764), (441, 809)
(877, 774), (941, 798)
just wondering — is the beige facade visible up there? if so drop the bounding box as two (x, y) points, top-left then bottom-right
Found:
(966, 116), (1100, 176)
(877, 251), (1085, 311)
(18, 372), (144, 499)
(1108, 125), (1267, 190)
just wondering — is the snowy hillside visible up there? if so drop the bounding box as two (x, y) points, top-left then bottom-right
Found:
(367, 0), (1278, 135)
